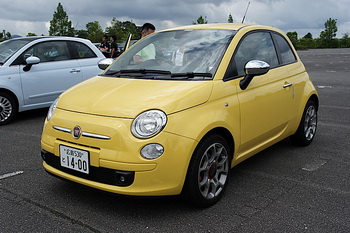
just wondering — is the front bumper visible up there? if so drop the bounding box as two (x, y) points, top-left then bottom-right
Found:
(41, 109), (197, 196)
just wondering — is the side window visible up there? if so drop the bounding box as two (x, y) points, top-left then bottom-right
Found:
(273, 33), (297, 64)
(70, 42), (97, 59)
(24, 41), (71, 63)
(233, 32), (279, 77)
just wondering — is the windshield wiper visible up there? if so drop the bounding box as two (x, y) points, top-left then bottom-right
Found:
(171, 72), (213, 79)
(105, 69), (171, 76)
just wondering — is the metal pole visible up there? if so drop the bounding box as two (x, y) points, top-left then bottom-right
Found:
(241, 1), (251, 23)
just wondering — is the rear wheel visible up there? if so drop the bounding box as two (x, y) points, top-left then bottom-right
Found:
(183, 134), (231, 207)
(0, 92), (17, 126)
(290, 100), (317, 146)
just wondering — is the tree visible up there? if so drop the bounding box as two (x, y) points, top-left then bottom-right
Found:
(228, 14), (233, 23)
(303, 32), (313, 39)
(340, 33), (350, 48)
(320, 18), (337, 40)
(26, 32), (37, 37)
(319, 18), (338, 48)
(75, 29), (88, 39)
(105, 18), (141, 42)
(193, 16), (208, 24)
(86, 21), (104, 43)
(286, 31), (299, 48)
(49, 3), (74, 36)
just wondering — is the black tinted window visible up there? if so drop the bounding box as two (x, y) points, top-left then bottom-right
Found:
(273, 33), (296, 64)
(71, 42), (97, 59)
(234, 32), (278, 77)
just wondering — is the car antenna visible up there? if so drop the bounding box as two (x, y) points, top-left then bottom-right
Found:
(241, 1), (251, 23)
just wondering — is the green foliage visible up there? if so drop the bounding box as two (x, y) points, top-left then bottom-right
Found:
(49, 3), (74, 36)
(320, 18), (337, 40)
(75, 29), (88, 39)
(193, 16), (208, 25)
(319, 18), (338, 48)
(286, 31), (298, 48)
(105, 18), (141, 42)
(340, 33), (350, 48)
(85, 21), (104, 43)
(26, 32), (37, 37)
(228, 14), (233, 23)
(303, 32), (313, 39)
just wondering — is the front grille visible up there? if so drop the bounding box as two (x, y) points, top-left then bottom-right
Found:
(41, 150), (134, 187)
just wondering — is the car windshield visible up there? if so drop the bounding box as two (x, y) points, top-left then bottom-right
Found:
(104, 29), (235, 80)
(0, 38), (33, 64)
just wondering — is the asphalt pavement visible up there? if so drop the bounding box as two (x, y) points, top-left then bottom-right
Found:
(0, 48), (349, 232)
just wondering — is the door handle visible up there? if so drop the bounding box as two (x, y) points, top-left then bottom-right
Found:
(283, 83), (293, 88)
(70, 69), (81, 73)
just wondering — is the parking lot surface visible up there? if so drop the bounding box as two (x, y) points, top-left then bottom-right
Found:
(1, 48), (349, 232)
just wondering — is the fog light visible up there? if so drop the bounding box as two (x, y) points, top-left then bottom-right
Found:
(141, 143), (164, 159)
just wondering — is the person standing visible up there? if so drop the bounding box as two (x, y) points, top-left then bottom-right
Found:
(98, 35), (111, 57)
(110, 35), (119, 58)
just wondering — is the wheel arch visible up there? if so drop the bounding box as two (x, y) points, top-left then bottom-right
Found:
(0, 88), (19, 111)
(197, 127), (235, 161)
(309, 94), (319, 111)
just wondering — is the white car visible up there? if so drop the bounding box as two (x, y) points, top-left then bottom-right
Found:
(0, 36), (105, 125)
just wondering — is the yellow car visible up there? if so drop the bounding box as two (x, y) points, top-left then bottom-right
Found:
(41, 23), (318, 207)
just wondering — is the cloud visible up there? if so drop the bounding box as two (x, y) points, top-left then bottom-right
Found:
(0, 0), (349, 38)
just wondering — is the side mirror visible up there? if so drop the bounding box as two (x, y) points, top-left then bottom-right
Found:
(98, 58), (114, 70)
(240, 60), (270, 90)
(23, 56), (41, 72)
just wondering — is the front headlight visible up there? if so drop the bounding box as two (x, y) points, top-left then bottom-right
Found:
(47, 98), (58, 121)
(131, 110), (167, 138)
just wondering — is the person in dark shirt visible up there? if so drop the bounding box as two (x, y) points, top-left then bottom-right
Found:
(98, 35), (111, 57)
(110, 35), (119, 58)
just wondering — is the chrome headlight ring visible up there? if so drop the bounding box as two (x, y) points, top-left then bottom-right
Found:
(47, 98), (59, 121)
(131, 110), (167, 139)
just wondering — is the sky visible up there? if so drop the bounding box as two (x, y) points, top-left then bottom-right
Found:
(0, 0), (349, 39)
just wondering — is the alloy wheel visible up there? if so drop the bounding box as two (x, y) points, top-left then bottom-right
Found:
(0, 96), (13, 123)
(198, 142), (229, 200)
(304, 105), (317, 141)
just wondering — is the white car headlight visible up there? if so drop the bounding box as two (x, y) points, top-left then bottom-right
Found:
(47, 98), (59, 121)
(131, 110), (167, 138)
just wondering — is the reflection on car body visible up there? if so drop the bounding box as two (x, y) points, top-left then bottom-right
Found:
(41, 24), (319, 207)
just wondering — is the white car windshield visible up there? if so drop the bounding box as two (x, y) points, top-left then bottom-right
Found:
(104, 29), (235, 80)
(0, 38), (33, 64)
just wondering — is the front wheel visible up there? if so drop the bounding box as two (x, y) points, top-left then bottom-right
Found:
(0, 92), (18, 126)
(183, 134), (231, 208)
(290, 100), (317, 146)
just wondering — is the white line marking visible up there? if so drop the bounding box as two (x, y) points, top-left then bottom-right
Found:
(0, 171), (24, 180)
(317, 85), (333, 89)
(302, 160), (327, 172)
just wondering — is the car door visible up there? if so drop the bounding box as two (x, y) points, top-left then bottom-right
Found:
(233, 31), (295, 155)
(68, 41), (102, 80)
(19, 41), (82, 106)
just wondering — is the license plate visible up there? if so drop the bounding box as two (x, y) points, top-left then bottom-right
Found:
(60, 145), (89, 174)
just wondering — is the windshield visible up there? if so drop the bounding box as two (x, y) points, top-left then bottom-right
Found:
(0, 38), (33, 64)
(104, 29), (235, 80)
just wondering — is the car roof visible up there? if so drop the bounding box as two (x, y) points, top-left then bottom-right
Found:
(160, 23), (283, 34)
(161, 23), (250, 32)
(7, 36), (92, 43)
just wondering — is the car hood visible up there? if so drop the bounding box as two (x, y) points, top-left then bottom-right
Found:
(58, 76), (213, 118)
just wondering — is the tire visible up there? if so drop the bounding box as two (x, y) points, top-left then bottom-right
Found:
(183, 134), (231, 208)
(0, 92), (18, 126)
(290, 100), (317, 146)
